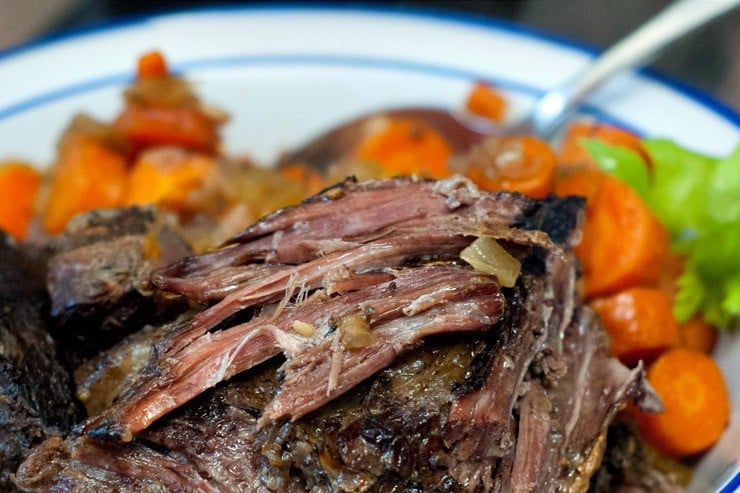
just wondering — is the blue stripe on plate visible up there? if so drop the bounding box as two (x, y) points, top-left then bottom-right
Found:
(0, 73), (132, 120)
(0, 4), (736, 129)
(717, 468), (740, 493)
(0, 52), (643, 135)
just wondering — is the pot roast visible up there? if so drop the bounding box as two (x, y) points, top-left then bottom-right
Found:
(8, 176), (666, 492)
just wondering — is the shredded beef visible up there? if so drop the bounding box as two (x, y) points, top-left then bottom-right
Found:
(13, 177), (667, 492)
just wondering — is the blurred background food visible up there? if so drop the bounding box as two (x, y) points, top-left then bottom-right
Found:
(2, 0), (739, 111)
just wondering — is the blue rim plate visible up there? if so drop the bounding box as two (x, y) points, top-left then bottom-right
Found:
(0, 6), (737, 491)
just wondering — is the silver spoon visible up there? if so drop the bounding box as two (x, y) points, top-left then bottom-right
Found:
(522, 0), (740, 139)
(277, 0), (740, 170)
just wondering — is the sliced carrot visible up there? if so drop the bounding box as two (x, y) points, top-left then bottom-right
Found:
(637, 348), (729, 457)
(279, 163), (326, 196)
(677, 315), (718, 354)
(553, 166), (605, 209)
(592, 288), (679, 366)
(355, 118), (452, 179)
(465, 81), (507, 123)
(114, 104), (220, 154)
(464, 136), (556, 198)
(137, 50), (169, 79)
(125, 148), (216, 211)
(558, 121), (648, 167)
(557, 172), (670, 297)
(0, 162), (41, 240)
(43, 135), (128, 234)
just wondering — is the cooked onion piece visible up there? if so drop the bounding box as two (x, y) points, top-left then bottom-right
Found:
(460, 237), (521, 287)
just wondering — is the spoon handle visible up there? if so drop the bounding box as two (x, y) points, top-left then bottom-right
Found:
(529, 0), (740, 138)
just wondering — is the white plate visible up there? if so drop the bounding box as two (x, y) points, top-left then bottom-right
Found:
(0, 6), (737, 491)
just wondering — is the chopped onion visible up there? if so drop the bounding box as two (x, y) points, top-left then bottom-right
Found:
(291, 320), (316, 337)
(337, 314), (376, 349)
(460, 237), (521, 287)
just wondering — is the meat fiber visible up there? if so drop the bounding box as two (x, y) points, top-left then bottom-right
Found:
(83, 176), (572, 440)
(0, 234), (80, 491)
(15, 176), (662, 492)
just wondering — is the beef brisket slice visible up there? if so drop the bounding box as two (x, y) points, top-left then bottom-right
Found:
(0, 235), (80, 491)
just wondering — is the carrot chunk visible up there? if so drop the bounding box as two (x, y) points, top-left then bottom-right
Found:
(114, 104), (220, 154)
(137, 50), (169, 79)
(355, 118), (452, 179)
(592, 288), (679, 366)
(556, 172), (670, 297)
(465, 81), (507, 123)
(43, 135), (128, 234)
(125, 148), (216, 211)
(677, 315), (718, 354)
(279, 163), (326, 196)
(552, 166), (604, 209)
(637, 348), (730, 457)
(558, 121), (647, 167)
(463, 136), (556, 198)
(0, 162), (41, 240)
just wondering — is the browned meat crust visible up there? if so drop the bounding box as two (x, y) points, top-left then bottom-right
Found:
(0, 234), (80, 491)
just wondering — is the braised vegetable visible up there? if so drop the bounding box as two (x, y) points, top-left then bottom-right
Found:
(460, 237), (521, 287)
(114, 105), (221, 154)
(677, 315), (718, 354)
(355, 118), (451, 178)
(592, 288), (679, 366)
(636, 348), (730, 457)
(125, 148), (217, 211)
(0, 162), (40, 240)
(555, 171), (670, 298)
(465, 81), (507, 123)
(462, 136), (556, 198)
(136, 50), (169, 79)
(43, 135), (128, 234)
(558, 121), (647, 167)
